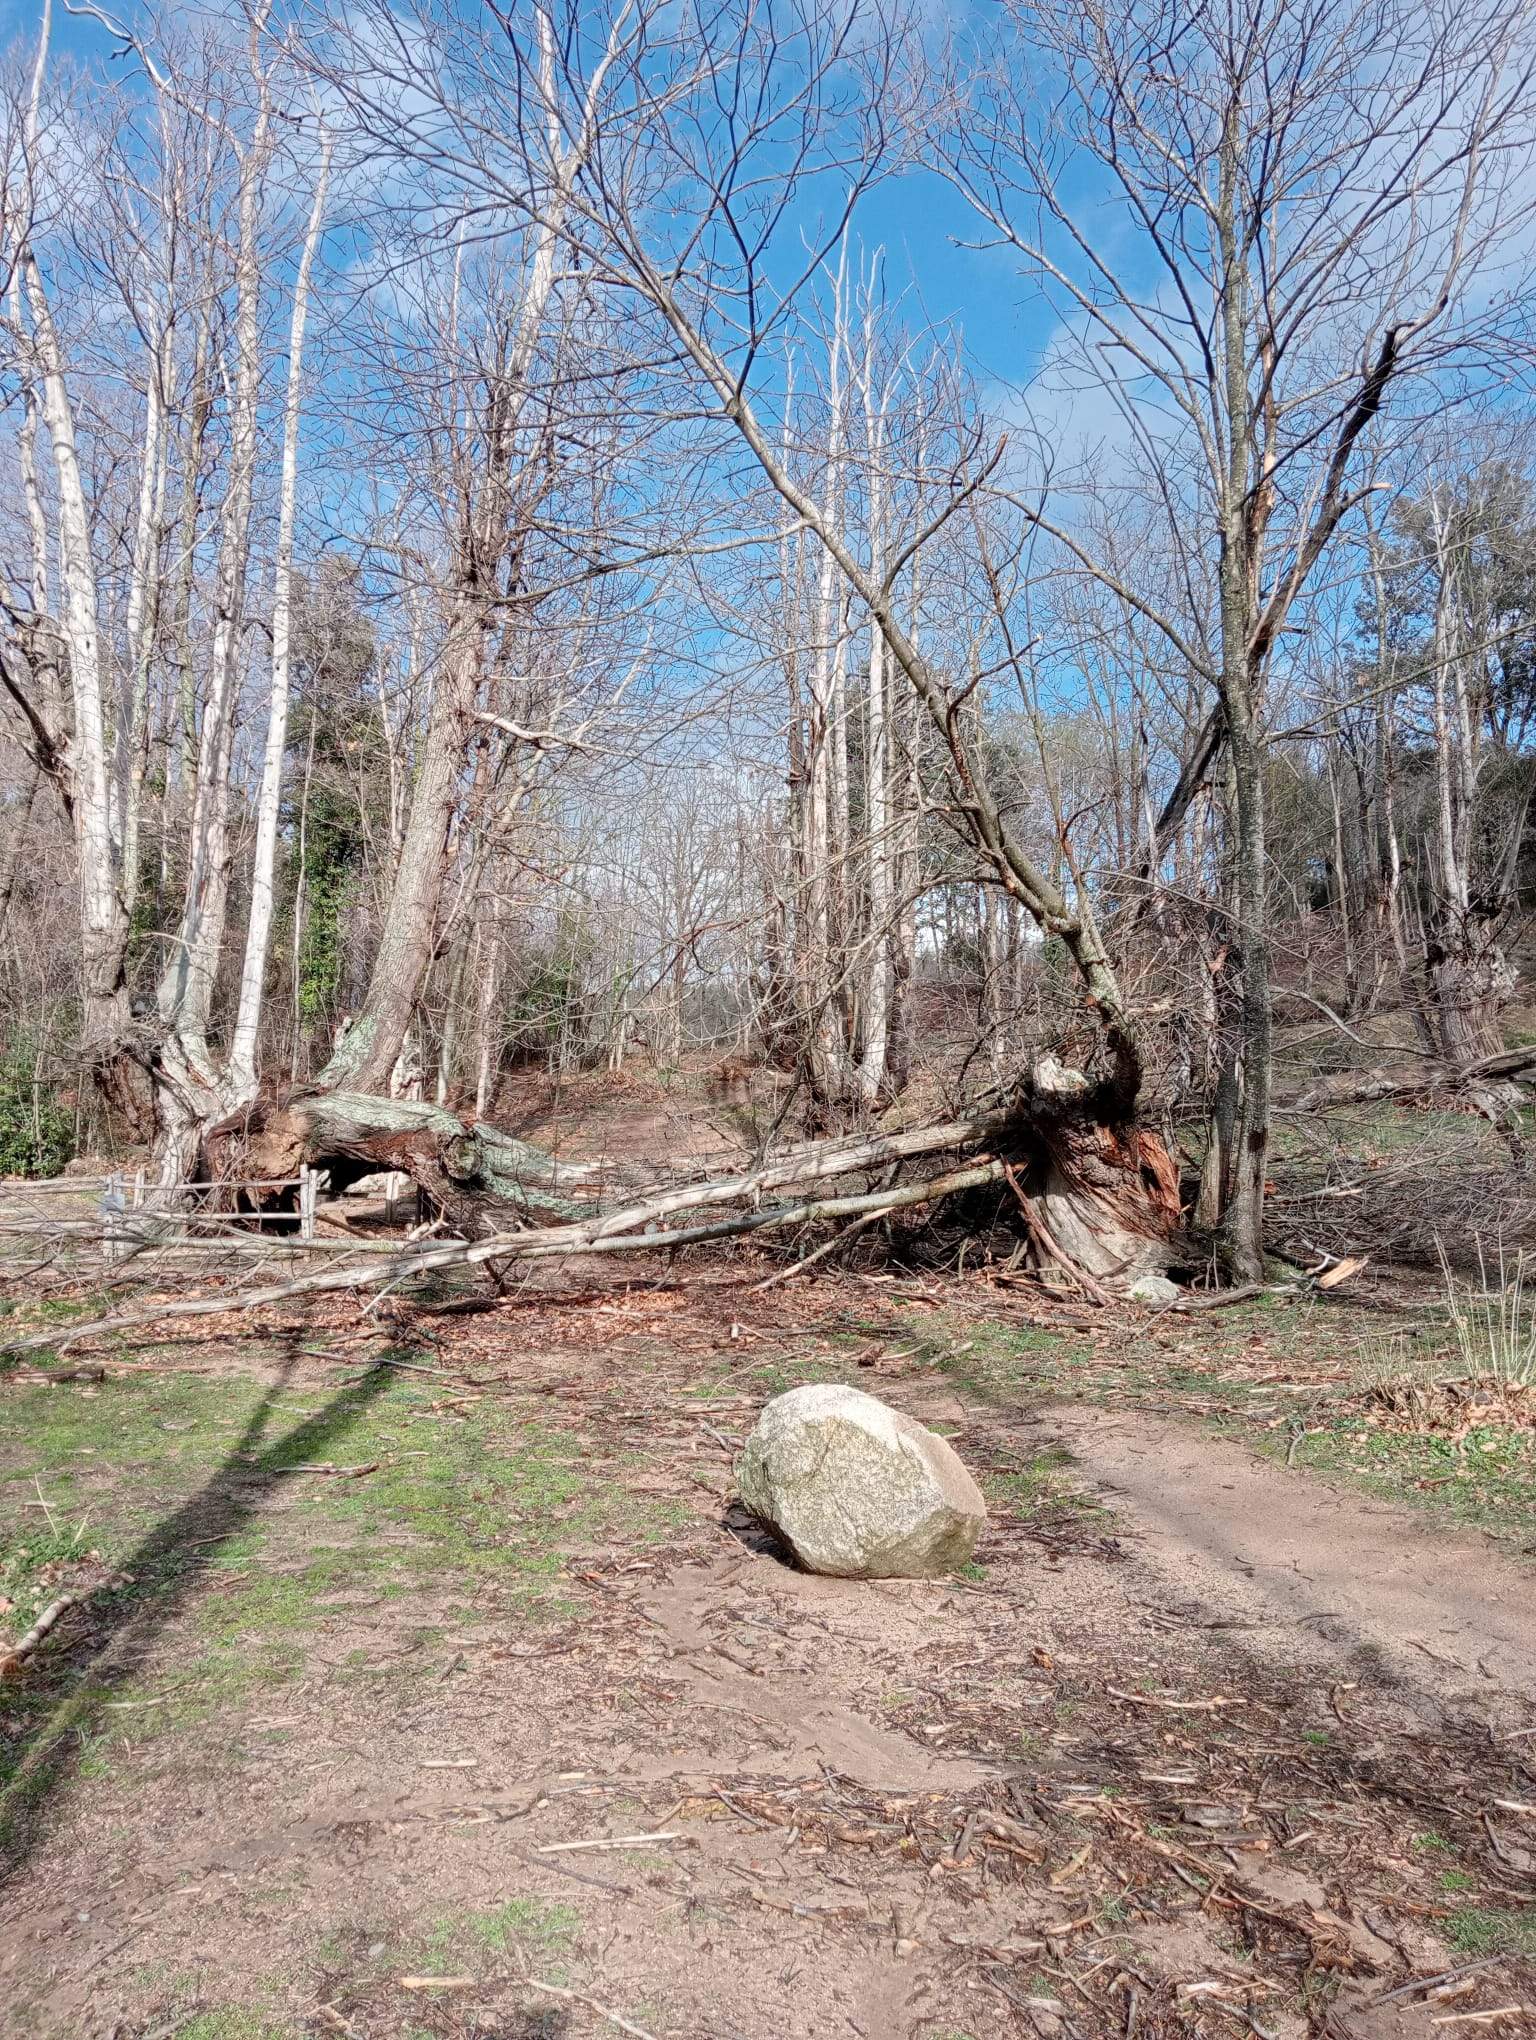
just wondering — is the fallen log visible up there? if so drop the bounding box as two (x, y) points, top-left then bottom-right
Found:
(1292, 1043), (1536, 1115)
(0, 1158), (1011, 1353)
(0, 1593), (81, 1677)
(1, 1066), (1187, 1347)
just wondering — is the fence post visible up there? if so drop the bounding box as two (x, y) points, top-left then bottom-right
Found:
(299, 1166), (316, 1242)
(100, 1171), (124, 1264)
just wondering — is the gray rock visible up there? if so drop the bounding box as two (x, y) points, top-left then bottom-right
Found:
(736, 1383), (986, 1578)
(1127, 1272), (1181, 1306)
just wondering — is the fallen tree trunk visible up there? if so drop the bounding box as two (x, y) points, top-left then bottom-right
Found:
(1293, 1042), (1536, 1113)
(4, 1067), (1185, 1348)
(0, 1157), (1014, 1353)
(1291, 1046), (1536, 1171)
(200, 1090), (619, 1231)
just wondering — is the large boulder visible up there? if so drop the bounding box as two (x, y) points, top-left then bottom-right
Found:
(736, 1384), (986, 1579)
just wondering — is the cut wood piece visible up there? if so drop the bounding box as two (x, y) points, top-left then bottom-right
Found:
(1316, 1255), (1367, 1290)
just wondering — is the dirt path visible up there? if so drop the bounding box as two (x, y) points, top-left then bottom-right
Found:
(3, 1285), (1535, 2039)
(1041, 1401), (1536, 1719)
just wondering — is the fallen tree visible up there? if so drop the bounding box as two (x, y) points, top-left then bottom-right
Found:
(2, 1069), (1185, 1352)
(232, 1066), (1182, 1273)
(200, 1090), (617, 1231)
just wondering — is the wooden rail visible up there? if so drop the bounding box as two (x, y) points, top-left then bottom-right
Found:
(0, 1166), (324, 1257)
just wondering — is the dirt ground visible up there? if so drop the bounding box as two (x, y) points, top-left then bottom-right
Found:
(3, 1249), (1536, 2040)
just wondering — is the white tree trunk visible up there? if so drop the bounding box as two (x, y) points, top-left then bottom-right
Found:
(119, 318), (171, 921)
(157, 20), (274, 1068)
(856, 305), (892, 1107)
(229, 134), (333, 1099)
(24, 257), (127, 1049)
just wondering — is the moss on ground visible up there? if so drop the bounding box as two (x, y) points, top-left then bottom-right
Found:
(1255, 1408), (1536, 1546)
(982, 1442), (1108, 1523)
(1444, 1905), (1536, 1956)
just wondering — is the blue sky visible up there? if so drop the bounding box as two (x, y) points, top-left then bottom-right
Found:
(21, 0), (1066, 408)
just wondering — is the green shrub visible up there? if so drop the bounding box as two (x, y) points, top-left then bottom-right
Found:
(0, 1031), (73, 1177)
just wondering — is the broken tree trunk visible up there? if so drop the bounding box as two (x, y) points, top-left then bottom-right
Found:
(190, 1065), (1181, 1283)
(3, 1072), (1188, 1355)
(1004, 1061), (1182, 1283)
(201, 1091), (615, 1234)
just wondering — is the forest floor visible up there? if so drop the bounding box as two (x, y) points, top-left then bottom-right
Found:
(2, 1093), (1536, 2039)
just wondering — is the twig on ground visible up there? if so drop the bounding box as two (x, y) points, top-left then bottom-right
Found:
(0, 1592), (81, 1676)
(523, 1977), (658, 2038)
(1371, 1959), (1505, 2007)
(1155, 1284), (1269, 1315)
(271, 1462), (380, 1478)
(536, 1831), (682, 1854)
(1106, 1686), (1246, 1713)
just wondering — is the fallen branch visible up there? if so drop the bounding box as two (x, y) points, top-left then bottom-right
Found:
(1106, 1686), (1246, 1713)
(1371, 1959), (1506, 2008)
(1, 1159), (1007, 1354)
(0, 1593), (81, 1676)
(271, 1461), (380, 1478)
(1152, 1283), (1268, 1315)
(747, 1209), (885, 1294)
(1294, 1043), (1536, 1114)
(535, 1831), (682, 1854)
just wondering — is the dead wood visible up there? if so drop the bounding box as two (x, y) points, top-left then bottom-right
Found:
(0, 1593), (81, 1677)
(1293, 1043), (1536, 1115)
(1, 1065), (1192, 1347)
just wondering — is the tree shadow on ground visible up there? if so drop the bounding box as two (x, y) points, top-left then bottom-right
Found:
(0, 1336), (396, 1886)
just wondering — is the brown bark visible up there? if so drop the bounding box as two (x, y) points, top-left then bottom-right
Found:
(316, 632), (479, 1094)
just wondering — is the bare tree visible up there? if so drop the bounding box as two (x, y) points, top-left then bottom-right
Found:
(936, 0), (1536, 1274)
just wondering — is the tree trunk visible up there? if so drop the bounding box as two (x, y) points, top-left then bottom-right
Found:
(23, 256), (131, 1061)
(1217, 693), (1271, 1283)
(317, 629), (478, 1092)
(229, 134), (332, 1100)
(156, 61), (272, 1073)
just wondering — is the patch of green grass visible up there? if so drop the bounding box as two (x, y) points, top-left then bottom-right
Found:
(1444, 1906), (1536, 1956)
(984, 1445), (1105, 1522)
(746, 1350), (853, 1396)
(410, 1895), (580, 1978)
(178, 2013), (300, 2040)
(922, 1318), (1069, 1401)
(1283, 1415), (1536, 1543)
(0, 1363), (629, 1854)
(0, 1522), (96, 1623)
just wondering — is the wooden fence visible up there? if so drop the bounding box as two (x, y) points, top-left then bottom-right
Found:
(0, 1165), (340, 1262)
